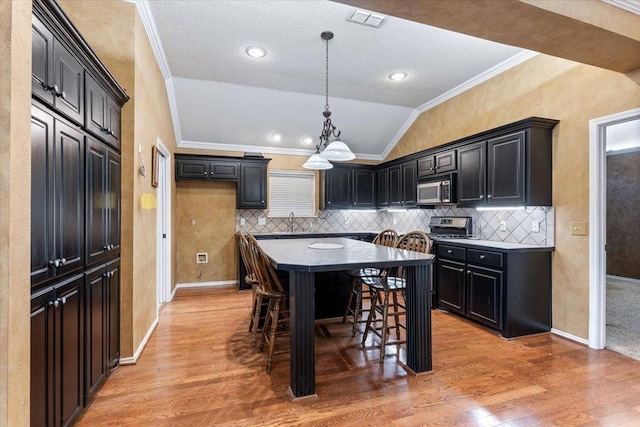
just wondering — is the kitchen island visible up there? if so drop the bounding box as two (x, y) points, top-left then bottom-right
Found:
(257, 237), (435, 400)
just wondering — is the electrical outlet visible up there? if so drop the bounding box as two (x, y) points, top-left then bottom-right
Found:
(499, 220), (507, 232)
(344, 216), (349, 224)
(240, 218), (246, 226)
(531, 221), (540, 233)
(196, 253), (208, 264)
(258, 217), (266, 226)
(393, 217), (397, 225)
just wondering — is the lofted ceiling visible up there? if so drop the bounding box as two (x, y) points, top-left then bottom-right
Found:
(142, 0), (534, 160)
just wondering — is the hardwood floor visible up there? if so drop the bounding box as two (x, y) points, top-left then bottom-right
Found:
(77, 287), (640, 426)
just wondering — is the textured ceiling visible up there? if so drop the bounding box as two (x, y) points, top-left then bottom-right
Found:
(146, 0), (526, 159)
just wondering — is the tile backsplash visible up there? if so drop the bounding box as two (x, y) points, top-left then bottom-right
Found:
(237, 206), (554, 246)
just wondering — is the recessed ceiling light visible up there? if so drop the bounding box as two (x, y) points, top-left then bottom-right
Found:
(389, 72), (407, 81)
(246, 46), (266, 58)
(271, 133), (282, 142)
(302, 137), (313, 145)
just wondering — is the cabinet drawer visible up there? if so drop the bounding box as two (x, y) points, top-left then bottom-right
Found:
(209, 161), (238, 180)
(437, 245), (466, 262)
(467, 249), (503, 268)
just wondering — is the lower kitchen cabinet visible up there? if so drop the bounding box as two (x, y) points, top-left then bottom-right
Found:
(84, 258), (120, 404)
(31, 274), (84, 427)
(436, 241), (552, 338)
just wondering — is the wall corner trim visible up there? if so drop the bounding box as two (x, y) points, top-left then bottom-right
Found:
(119, 317), (159, 365)
(551, 328), (589, 346)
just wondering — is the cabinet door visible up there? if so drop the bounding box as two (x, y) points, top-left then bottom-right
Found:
(435, 149), (456, 174)
(31, 106), (56, 287)
(487, 131), (526, 205)
(376, 168), (389, 208)
(209, 161), (238, 180)
(324, 167), (351, 209)
(437, 259), (466, 315)
(105, 97), (121, 150)
(32, 16), (55, 105)
(467, 265), (503, 330)
(55, 120), (84, 277)
(352, 169), (376, 208)
(418, 156), (435, 178)
(238, 162), (267, 209)
(85, 266), (107, 403)
(457, 142), (486, 206)
(106, 150), (121, 258)
(56, 275), (84, 427)
(86, 137), (108, 266)
(388, 165), (402, 207)
(106, 259), (121, 371)
(53, 40), (84, 124)
(401, 160), (417, 207)
(31, 289), (55, 427)
(176, 159), (209, 180)
(84, 73), (107, 140)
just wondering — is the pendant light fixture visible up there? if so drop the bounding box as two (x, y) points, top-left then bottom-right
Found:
(303, 31), (355, 170)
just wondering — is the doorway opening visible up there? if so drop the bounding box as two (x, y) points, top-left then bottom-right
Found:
(156, 138), (172, 316)
(589, 108), (640, 351)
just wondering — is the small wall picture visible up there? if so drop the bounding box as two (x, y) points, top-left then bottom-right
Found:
(151, 145), (159, 188)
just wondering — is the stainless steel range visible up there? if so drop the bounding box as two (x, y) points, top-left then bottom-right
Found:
(428, 216), (473, 239)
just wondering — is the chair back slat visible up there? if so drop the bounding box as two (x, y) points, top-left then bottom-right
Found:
(393, 231), (432, 278)
(236, 232), (257, 282)
(247, 234), (285, 294)
(373, 229), (399, 248)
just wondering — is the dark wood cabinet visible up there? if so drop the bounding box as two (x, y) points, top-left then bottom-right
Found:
(32, 15), (55, 106)
(322, 165), (376, 209)
(457, 142), (486, 206)
(31, 105), (84, 289)
(238, 161), (268, 209)
(86, 137), (121, 266)
(418, 149), (456, 178)
(376, 168), (389, 208)
(30, 274), (84, 427)
(84, 73), (121, 150)
(457, 120), (555, 208)
(383, 160), (417, 208)
(388, 165), (402, 207)
(435, 241), (551, 338)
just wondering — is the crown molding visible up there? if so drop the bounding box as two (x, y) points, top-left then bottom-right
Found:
(601, 0), (640, 15)
(165, 78), (183, 145)
(377, 50), (539, 160)
(178, 140), (383, 161)
(135, 0), (171, 79)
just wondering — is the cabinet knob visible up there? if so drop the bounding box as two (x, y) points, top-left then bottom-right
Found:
(467, 270), (471, 275)
(203, 171), (207, 175)
(60, 258), (67, 265)
(479, 254), (486, 260)
(487, 195), (492, 199)
(60, 296), (67, 305)
(53, 84), (59, 94)
(458, 268), (464, 273)
(41, 82), (53, 91)
(61, 91), (66, 99)
(447, 249), (453, 254)
(49, 259), (61, 268)
(479, 195), (484, 199)
(109, 129), (116, 137)
(49, 299), (60, 308)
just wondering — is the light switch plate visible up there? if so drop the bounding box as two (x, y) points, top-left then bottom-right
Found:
(571, 221), (587, 236)
(240, 218), (246, 226)
(499, 220), (507, 232)
(258, 217), (266, 226)
(531, 221), (540, 233)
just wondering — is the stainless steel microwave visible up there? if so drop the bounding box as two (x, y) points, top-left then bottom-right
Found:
(417, 175), (455, 205)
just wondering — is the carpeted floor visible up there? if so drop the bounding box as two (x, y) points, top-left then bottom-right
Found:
(606, 276), (640, 361)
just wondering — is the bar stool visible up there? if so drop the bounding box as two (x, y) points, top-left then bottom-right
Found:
(343, 229), (399, 336)
(236, 232), (262, 333)
(246, 235), (289, 373)
(362, 231), (432, 363)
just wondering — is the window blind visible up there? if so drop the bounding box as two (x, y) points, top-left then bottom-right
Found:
(268, 170), (316, 217)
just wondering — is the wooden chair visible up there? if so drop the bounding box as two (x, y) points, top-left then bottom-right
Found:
(362, 231), (432, 363)
(236, 232), (262, 333)
(343, 229), (399, 336)
(246, 235), (289, 373)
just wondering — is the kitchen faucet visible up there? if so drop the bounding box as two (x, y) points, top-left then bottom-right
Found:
(288, 211), (296, 233)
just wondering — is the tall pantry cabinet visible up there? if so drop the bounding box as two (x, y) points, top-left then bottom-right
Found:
(30, 0), (129, 426)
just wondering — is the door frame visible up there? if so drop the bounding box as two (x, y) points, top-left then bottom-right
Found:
(588, 108), (640, 349)
(156, 138), (172, 310)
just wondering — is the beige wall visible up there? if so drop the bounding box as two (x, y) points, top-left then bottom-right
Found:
(58, 0), (177, 357)
(388, 54), (640, 339)
(0, 1), (32, 424)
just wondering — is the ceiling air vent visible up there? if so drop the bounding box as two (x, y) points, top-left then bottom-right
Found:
(347, 9), (387, 28)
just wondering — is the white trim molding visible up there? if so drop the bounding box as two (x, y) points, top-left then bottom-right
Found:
(601, 0), (640, 15)
(588, 108), (640, 350)
(175, 280), (238, 289)
(119, 318), (159, 365)
(606, 274), (640, 284)
(551, 328), (589, 346)
(135, 1), (171, 80)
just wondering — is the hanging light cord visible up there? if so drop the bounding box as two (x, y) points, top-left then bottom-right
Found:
(317, 31), (341, 151)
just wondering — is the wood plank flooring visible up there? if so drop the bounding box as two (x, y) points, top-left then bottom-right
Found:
(76, 287), (640, 426)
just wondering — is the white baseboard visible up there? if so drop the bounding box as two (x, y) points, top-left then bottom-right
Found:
(119, 317), (159, 365)
(551, 328), (589, 346)
(175, 280), (238, 289)
(606, 274), (640, 284)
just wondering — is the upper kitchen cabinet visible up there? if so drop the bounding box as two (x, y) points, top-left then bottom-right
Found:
(418, 149), (456, 178)
(377, 168), (389, 208)
(175, 156), (239, 181)
(321, 164), (376, 210)
(85, 73), (122, 150)
(238, 160), (269, 209)
(385, 160), (417, 208)
(457, 118), (558, 208)
(32, 14), (84, 126)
